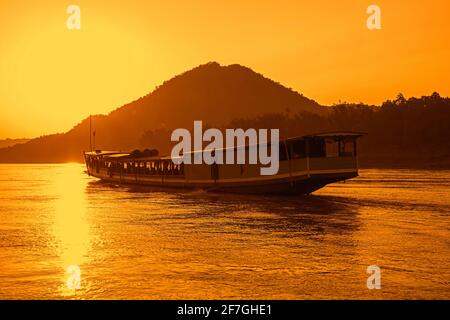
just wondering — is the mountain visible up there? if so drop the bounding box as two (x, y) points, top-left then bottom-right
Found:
(0, 62), (325, 163)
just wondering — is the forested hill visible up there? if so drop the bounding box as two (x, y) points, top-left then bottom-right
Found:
(0, 62), (323, 163)
(0, 62), (449, 168)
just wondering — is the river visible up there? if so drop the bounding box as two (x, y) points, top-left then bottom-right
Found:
(0, 164), (448, 299)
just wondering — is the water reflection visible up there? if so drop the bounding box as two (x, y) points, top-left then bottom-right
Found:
(84, 181), (365, 299)
(87, 180), (361, 236)
(52, 164), (91, 296)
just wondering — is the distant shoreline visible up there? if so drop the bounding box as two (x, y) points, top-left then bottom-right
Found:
(359, 155), (450, 170)
(0, 138), (30, 149)
(361, 163), (450, 170)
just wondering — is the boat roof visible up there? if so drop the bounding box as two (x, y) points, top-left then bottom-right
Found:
(286, 131), (366, 141)
(84, 131), (365, 160)
(302, 131), (366, 138)
(104, 153), (133, 158)
(84, 150), (122, 156)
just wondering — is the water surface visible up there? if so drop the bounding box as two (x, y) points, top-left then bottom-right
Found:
(0, 164), (448, 299)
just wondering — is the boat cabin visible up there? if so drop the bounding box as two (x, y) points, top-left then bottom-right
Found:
(84, 132), (364, 194)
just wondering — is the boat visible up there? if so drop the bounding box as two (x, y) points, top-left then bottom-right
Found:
(84, 132), (364, 194)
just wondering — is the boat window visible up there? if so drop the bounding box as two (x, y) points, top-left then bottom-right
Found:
(325, 138), (339, 157)
(339, 138), (355, 157)
(158, 161), (163, 175)
(172, 164), (178, 175)
(150, 162), (156, 174)
(279, 143), (288, 161)
(163, 161), (169, 175)
(180, 164), (184, 176)
(291, 140), (306, 159)
(309, 138), (326, 157)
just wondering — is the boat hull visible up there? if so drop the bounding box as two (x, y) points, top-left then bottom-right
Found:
(86, 169), (357, 195)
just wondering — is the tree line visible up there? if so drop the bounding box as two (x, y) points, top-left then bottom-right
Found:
(140, 92), (450, 168)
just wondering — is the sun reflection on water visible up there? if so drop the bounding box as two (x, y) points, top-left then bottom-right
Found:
(51, 164), (91, 297)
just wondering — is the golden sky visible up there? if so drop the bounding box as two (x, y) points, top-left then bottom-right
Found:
(0, 0), (449, 139)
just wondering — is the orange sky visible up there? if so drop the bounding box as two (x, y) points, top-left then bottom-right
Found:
(0, 0), (449, 139)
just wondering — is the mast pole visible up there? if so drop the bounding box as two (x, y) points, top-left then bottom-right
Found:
(89, 115), (92, 152)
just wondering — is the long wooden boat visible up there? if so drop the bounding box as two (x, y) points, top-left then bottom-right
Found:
(84, 132), (364, 195)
